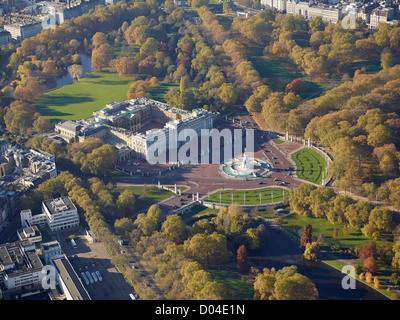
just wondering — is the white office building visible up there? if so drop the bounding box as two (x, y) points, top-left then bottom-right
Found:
(21, 196), (79, 232)
(42, 197), (79, 232)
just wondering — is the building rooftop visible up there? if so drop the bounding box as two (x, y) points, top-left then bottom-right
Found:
(41, 240), (61, 251)
(53, 256), (91, 300)
(43, 196), (77, 215)
(0, 242), (43, 277)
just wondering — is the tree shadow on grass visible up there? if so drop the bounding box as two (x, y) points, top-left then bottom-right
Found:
(94, 79), (131, 86)
(35, 95), (95, 122)
(36, 94), (95, 108)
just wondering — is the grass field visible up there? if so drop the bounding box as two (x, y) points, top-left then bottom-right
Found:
(280, 212), (394, 297)
(273, 138), (285, 144)
(180, 205), (217, 220)
(291, 148), (327, 184)
(111, 185), (173, 213)
(206, 187), (288, 205)
(35, 71), (134, 122)
(281, 213), (376, 250)
(206, 268), (254, 300)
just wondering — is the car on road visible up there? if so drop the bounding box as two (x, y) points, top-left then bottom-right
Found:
(258, 181), (263, 184)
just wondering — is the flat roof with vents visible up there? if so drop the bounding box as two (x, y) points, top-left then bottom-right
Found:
(42, 197), (77, 215)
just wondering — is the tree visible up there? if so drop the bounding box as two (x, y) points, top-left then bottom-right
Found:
(114, 217), (134, 235)
(327, 195), (351, 225)
(344, 201), (371, 231)
(374, 276), (380, 289)
(161, 215), (187, 244)
(289, 183), (317, 216)
(364, 256), (379, 273)
(237, 245), (249, 273)
(81, 144), (117, 175)
(116, 189), (136, 217)
(360, 241), (378, 262)
(300, 224), (312, 249)
(180, 75), (189, 93)
(361, 207), (392, 240)
(381, 52), (394, 69)
(92, 32), (108, 49)
(183, 232), (231, 266)
(254, 265), (317, 300)
(4, 100), (36, 133)
(392, 240), (400, 269)
(365, 272), (373, 283)
(308, 186), (336, 219)
(253, 268), (276, 300)
(134, 204), (162, 236)
(218, 83), (237, 108)
(303, 242), (321, 261)
(91, 44), (113, 72)
(68, 64), (83, 81)
(33, 116), (53, 133)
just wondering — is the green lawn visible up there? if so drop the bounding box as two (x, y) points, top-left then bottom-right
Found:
(281, 213), (375, 251)
(206, 268), (254, 300)
(273, 138), (285, 144)
(35, 71), (134, 122)
(180, 205), (217, 221)
(281, 212), (395, 298)
(111, 185), (173, 213)
(206, 187), (288, 205)
(291, 148), (327, 184)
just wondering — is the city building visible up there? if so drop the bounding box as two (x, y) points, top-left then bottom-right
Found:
(369, 5), (396, 27)
(21, 196), (79, 232)
(0, 28), (11, 46)
(53, 97), (215, 163)
(17, 226), (42, 244)
(285, 0), (345, 23)
(0, 139), (8, 155)
(0, 146), (57, 233)
(41, 240), (63, 265)
(0, 241), (44, 290)
(4, 20), (42, 41)
(52, 254), (91, 300)
(261, 0), (397, 27)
